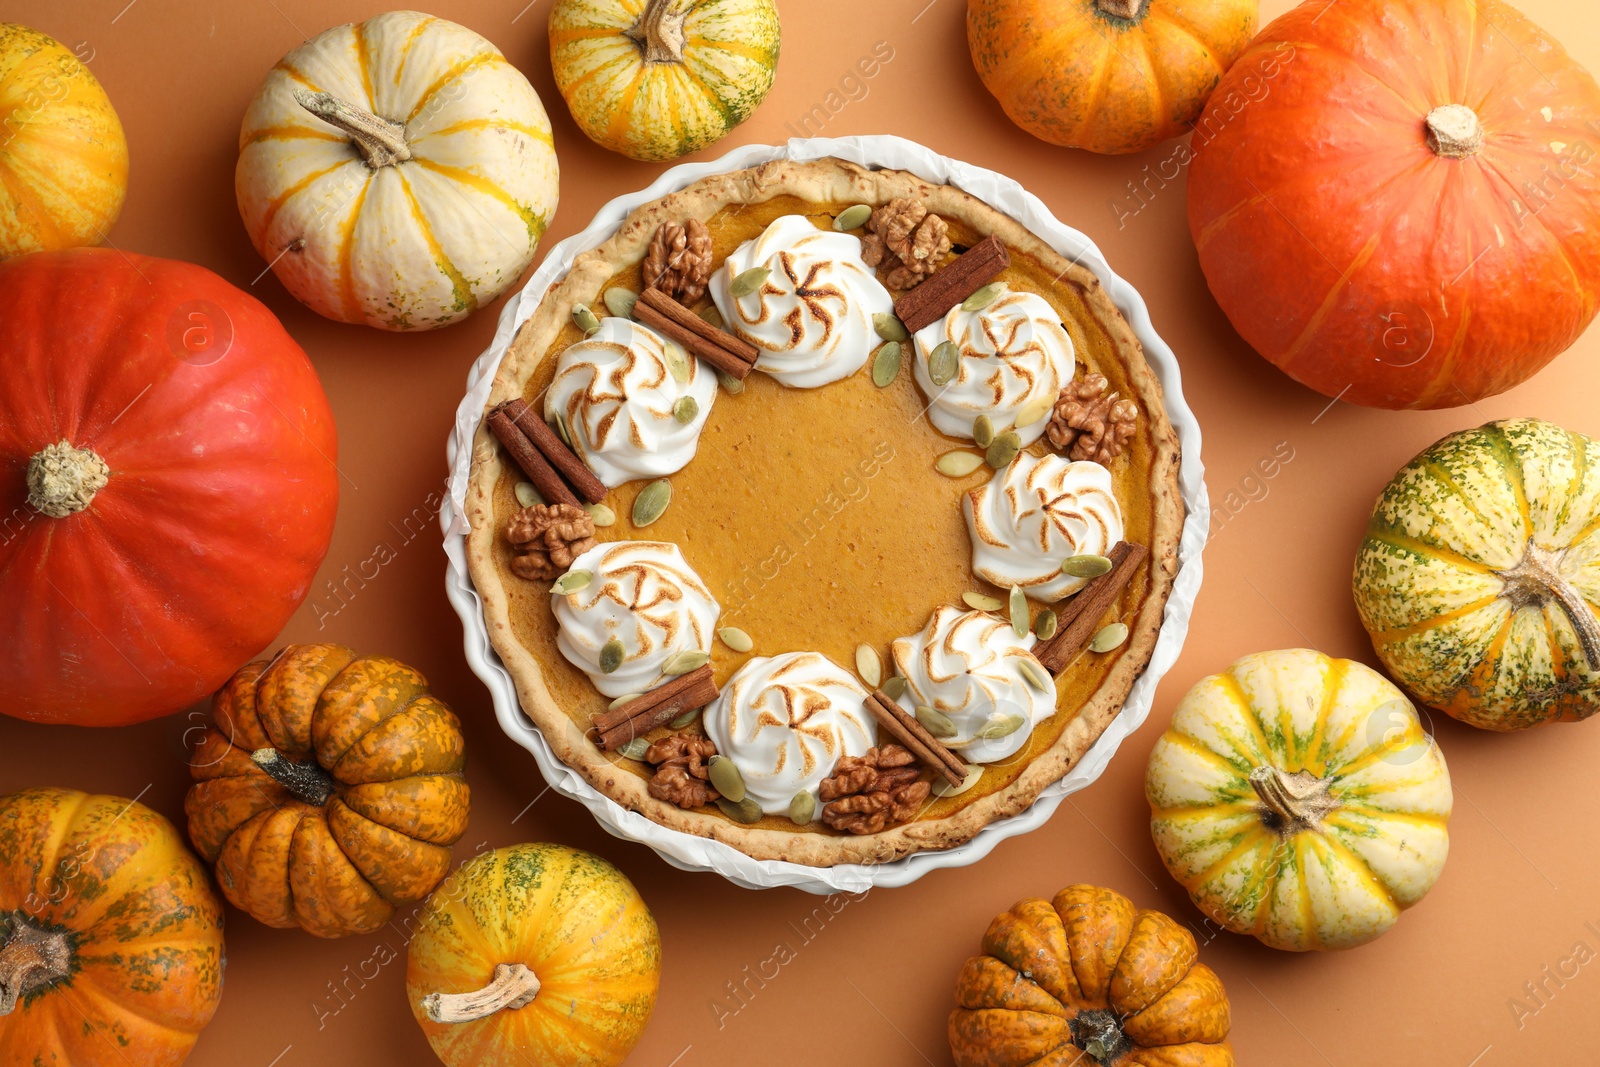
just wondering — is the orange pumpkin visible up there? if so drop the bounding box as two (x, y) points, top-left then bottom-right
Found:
(406, 844), (661, 1067)
(949, 884), (1233, 1067)
(185, 644), (470, 939)
(0, 788), (225, 1067)
(1187, 0), (1600, 409)
(966, 0), (1259, 154)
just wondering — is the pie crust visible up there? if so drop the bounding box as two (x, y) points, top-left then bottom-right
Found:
(464, 158), (1184, 867)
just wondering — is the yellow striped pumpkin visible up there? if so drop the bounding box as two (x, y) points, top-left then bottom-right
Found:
(0, 24), (128, 258)
(1355, 418), (1600, 731)
(235, 11), (559, 331)
(1146, 649), (1451, 951)
(549, 0), (780, 162)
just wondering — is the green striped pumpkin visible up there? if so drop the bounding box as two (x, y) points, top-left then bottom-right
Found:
(549, 0), (780, 162)
(1147, 650), (1451, 951)
(1354, 419), (1600, 731)
(236, 12), (559, 331)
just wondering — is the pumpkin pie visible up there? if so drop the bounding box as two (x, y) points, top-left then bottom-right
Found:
(463, 158), (1184, 867)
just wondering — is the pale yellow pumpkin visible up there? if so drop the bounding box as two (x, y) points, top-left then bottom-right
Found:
(236, 11), (559, 331)
(0, 24), (128, 258)
(1146, 649), (1452, 951)
(549, 0), (780, 162)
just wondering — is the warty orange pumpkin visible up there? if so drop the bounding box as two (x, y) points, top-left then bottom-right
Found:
(185, 644), (470, 939)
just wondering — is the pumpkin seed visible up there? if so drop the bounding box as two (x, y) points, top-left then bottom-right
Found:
(718, 626), (753, 653)
(937, 450), (985, 478)
(608, 691), (644, 711)
(932, 763), (984, 798)
(985, 431), (1022, 469)
(978, 712), (1027, 740)
(672, 396), (699, 424)
(669, 706), (702, 729)
(729, 266), (770, 298)
(604, 287), (638, 319)
(599, 638), (625, 674)
(699, 305), (725, 330)
(873, 312), (908, 341)
(834, 204), (872, 231)
(663, 342), (692, 384)
(716, 368), (744, 394)
(716, 796), (763, 823)
(916, 705), (958, 739)
(962, 283), (1006, 312)
(963, 591), (1004, 612)
(1008, 585), (1029, 637)
(513, 481), (542, 508)
(871, 342), (901, 387)
(553, 411), (574, 449)
(1018, 658), (1053, 693)
(881, 675), (908, 700)
(855, 644), (882, 689)
(1061, 553), (1114, 578)
(587, 502), (616, 528)
(1015, 394), (1054, 428)
(572, 303), (602, 335)
(1033, 609), (1058, 641)
(972, 414), (995, 448)
(632, 479), (671, 526)
(618, 737), (650, 761)
(788, 791), (816, 824)
(1090, 622), (1130, 653)
(928, 341), (959, 386)
(663, 649), (710, 676)
(551, 569), (594, 595)
(708, 755), (747, 802)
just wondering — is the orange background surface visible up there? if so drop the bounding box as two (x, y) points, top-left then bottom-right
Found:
(4, 0), (1599, 1063)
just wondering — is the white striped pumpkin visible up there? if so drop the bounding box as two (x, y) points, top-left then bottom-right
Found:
(236, 11), (559, 331)
(1146, 649), (1451, 951)
(549, 0), (780, 162)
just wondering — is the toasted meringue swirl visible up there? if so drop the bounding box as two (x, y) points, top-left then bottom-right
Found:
(965, 452), (1124, 602)
(552, 540), (719, 698)
(702, 652), (878, 817)
(709, 214), (894, 388)
(890, 606), (1055, 764)
(912, 288), (1075, 443)
(544, 317), (717, 487)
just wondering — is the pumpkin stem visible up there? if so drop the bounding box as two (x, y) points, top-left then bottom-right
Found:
(1426, 104), (1484, 159)
(1501, 544), (1600, 672)
(1095, 0), (1147, 20)
(0, 915), (74, 1017)
(26, 441), (110, 518)
(293, 89), (413, 168)
(623, 0), (688, 64)
(251, 748), (336, 806)
(1249, 766), (1337, 832)
(421, 963), (541, 1024)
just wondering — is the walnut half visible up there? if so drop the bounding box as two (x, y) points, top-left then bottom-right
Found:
(646, 734), (720, 809)
(642, 218), (713, 306)
(506, 503), (596, 581)
(819, 745), (931, 834)
(1046, 374), (1139, 466)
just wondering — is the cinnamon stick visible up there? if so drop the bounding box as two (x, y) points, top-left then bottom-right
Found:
(498, 398), (608, 504)
(1034, 541), (1148, 674)
(635, 288), (759, 381)
(894, 234), (1011, 334)
(487, 406), (580, 507)
(867, 690), (967, 789)
(595, 666), (718, 750)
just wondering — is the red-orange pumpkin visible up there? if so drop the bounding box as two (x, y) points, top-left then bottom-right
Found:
(1187, 0), (1600, 409)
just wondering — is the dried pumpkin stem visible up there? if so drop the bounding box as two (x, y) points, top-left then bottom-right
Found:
(1501, 544), (1600, 671)
(0, 916), (73, 1017)
(293, 89), (412, 168)
(1249, 766), (1337, 832)
(251, 748), (336, 806)
(1426, 104), (1484, 159)
(623, 0), (687, 64)
(421, 963), (541, 1024)
(1095, 0), (1147, 20)
(26, 441), (110, 518)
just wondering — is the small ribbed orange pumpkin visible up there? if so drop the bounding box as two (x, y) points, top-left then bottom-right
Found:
(185, 644), (470, 939)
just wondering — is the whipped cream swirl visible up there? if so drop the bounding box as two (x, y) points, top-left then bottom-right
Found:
(890, 606), (1055, 764)
(913, 288), (1075, 444)
(965, 452), (1124, 602)
(709, 214), (894, 388)
(552, 540), (719, 698)
(702, 652), (878, 818)
(544, 317), (717, 487)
